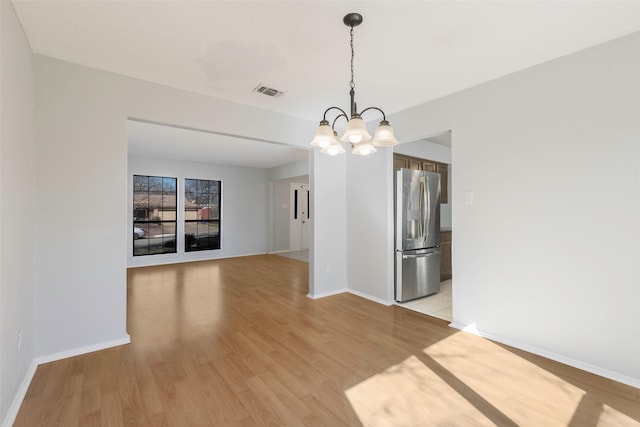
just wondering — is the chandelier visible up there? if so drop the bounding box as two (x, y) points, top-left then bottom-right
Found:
(310, 13), (398, 156)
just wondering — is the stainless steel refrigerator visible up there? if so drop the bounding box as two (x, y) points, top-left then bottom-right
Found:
(395, 168), (441, 302)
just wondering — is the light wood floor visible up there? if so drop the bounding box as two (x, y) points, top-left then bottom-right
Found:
(15, 255), (640, 426)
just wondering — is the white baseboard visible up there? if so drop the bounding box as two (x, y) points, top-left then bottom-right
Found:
(36, 334), (131, 365)
(348, 289), (393, 306)
(449, 322), (640, 390)
(307, 288), (393, 306)
(128, 251), (269, 268)
(1, 334), (131, 427)
(2, 360), (38, 427)
(307, 288), (348, 299)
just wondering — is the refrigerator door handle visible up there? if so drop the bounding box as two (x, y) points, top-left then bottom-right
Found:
(419, 175), (430, 243)
(426, 175), (431, 243)
(418, 178), (424, 240)
(403, 252), (438, 259)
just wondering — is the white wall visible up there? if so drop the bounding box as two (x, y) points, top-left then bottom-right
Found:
(395, 139), (452, 165)
(272, 180), (291, 252)
(33, 55), (315, 358)
(268, 159), (309, 182)
(345, 150), (395, 304)
(0, 2), (37, 424)
(308, 151), (348, 297)
(127, 156), (270, 267)
(380, 31), (640, 385)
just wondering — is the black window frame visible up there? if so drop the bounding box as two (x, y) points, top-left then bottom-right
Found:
(184, 178), (222, 252)
(132, 175), (178, 256)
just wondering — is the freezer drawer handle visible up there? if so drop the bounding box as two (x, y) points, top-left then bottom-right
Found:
(403, 252), (438, 259)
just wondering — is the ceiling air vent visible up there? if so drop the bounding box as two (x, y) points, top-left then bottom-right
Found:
(253, 84), (284, 98)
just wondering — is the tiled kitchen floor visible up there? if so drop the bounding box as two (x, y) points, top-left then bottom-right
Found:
(396, 280), (452, 322)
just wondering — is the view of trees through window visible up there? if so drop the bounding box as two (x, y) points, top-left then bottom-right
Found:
(185, 178), (221, 251)
(133, 175), (178, 256)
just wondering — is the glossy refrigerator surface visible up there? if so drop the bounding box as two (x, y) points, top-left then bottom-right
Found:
(395, 168), (441, 302)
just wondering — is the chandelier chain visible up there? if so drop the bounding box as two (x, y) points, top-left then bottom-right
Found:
(349, 25), (355, 89)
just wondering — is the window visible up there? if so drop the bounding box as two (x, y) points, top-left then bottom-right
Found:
(185, 178), (221, 251)
(133, 175), (177, 256)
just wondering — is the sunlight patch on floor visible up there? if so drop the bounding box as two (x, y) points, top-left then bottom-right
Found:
(422, 332), (585, 425)
(346, 331), (640, 426)
(345, 355), (495, 426)
(423, 332), (638, 426)
(600, 404), (639, 426)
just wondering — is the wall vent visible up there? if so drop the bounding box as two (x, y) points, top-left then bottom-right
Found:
(253, 84), (284, 97)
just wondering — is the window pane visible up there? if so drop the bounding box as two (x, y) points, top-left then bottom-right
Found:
(185, 191), (197, 203)
(210, 206), (219, 220)
(184, 178), (221, 252)
(163, 177), (176, 193)
(133, 175), (177, 256)
(148, 176), (162, 192)
(133, 175), (148, 192)
(185, 221), (220, 252)
(201, 180), (217, 193)
(185, 178), (197, 193)
(161, 222), (176, 252)
(160, 210), (176, 221)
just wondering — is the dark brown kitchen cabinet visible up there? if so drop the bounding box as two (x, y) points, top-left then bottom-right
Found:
(436, 163), (448, 205)
(440, 230), (452, 281)
(421, 161), (436, 172)
(408, 158), (422, 171)
(393, 156), (408, 170)
(393, 153), (449, 204)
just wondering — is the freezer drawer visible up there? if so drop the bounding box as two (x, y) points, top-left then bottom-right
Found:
(395, 248), (441, 302)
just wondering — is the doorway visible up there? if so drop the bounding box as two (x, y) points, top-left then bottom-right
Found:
(289, 183), (310, 251)
(393, 131), (452, 321)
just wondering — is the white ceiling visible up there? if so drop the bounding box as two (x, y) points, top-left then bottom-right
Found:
(12, 1), (640, 165)
(127, 120), (309, 169)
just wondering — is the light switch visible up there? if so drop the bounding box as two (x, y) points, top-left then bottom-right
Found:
(464, 191), (474, 205)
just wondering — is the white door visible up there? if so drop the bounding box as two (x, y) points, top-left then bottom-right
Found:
(289, 183), (310, 250)
(300, 184), (309, 250)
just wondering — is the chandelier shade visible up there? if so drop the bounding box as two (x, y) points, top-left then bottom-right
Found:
(371, 120), (399, 147)
(352, 141), (377, 156)
(310, 13), (398, 156)
(320, 132), (346, 156)
(310, 121), (335, 148)
(341, 116), (372, 143)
